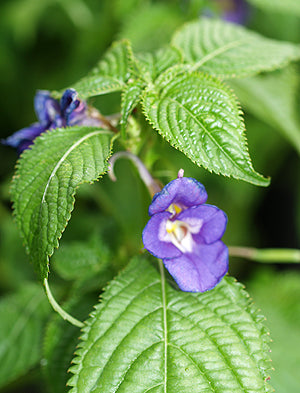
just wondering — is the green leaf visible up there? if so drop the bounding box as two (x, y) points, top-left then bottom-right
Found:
(120, 78), (145, 137)
(68, 256), (272, 393)
(0, 283), (50, 388)
(120, 47), (183, 138)
(229, 67), (300, 155)
(142, 68), (269, 186)
(67, 40), (134, 99)
(172, 18), (300, 79)
(11, 126), (114, 280)
(53, 237), (111, 281)
(247, 0), (300, 16)
(135, 46), (183, 82)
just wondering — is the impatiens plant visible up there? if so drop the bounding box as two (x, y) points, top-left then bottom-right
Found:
(1, 11), (300, 393)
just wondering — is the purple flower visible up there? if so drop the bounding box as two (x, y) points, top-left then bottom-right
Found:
(220, 0), (250, 25)
(203, 0), (250, 25)
(142, 175), (228, 292)
(2, 88), (103, 153)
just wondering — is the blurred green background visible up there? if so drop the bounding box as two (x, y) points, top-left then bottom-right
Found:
(0, 1), (299, 392)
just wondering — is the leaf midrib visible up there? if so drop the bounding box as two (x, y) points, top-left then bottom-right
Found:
(190, 39), (244, 71)
(41, 130), (111, 203)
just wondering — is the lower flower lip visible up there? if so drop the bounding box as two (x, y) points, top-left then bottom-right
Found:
(162, 241), (228, 292)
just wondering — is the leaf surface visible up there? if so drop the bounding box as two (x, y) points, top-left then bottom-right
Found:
(135, 46), (182, 82)
(11, 126), (114, 280)
(142, 68), (269, 186)
(172, 19), (300, 78)
(120, 78), (145, 136)
(0, 284), (50, 388)
(68, 40), (133, 99)
(68, 256), (272, 393)
(53, 238), (110, 281)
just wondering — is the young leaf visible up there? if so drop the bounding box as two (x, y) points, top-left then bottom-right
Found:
(120, 78), (145, 137)
(229, 67), (300, 155)
(11, 126), (115, 280)
(68, 256), (272, 393)
(67, 40), (134, 99)
(142, 67), (269, 186)
(120, 47), (183, 138)
(0, 283), (50, 388)
(135, 46), (183, 82)
(172, 18), (300, 79)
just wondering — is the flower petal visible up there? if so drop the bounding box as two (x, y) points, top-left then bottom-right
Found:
(61, 88), (89, 127)
(60, 89), (80, 118)
(34, 90), (63, 127)
(149, 177), (207, 216)
(178, 204), (227, 244)
(163, 241), (228, 292)
(2, 123), (45, 153)
(142, 211), (182, 259)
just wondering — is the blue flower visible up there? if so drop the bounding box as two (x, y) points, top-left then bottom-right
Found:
(142, 175), (228, 292)
(2, 88), (103, 153)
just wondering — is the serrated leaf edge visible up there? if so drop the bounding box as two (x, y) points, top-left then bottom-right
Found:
(11, 127), (117, 279)
(67, 259), (273, 392)
(141, 70), (270, 186)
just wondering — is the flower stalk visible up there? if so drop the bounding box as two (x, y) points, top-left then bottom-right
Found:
(229, 247), (300, 263)
(108, 151), (162, 196)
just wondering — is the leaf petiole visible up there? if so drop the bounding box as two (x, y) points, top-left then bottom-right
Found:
(43, 279), (84, 328)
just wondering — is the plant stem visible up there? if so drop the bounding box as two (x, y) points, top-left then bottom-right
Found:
(229, 247), (300, 263)
(44, 278), (84, 328)
(108, 151), (162, 196)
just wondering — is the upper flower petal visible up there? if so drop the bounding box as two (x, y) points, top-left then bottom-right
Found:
(163, 241), (228, 292)
(34, 90), (63, 127)
(149, 177), (208, 216)
(142, 211), (182, 259)
(60, 88), (103, 127)
(60, 88), (81, 122)
(178, 204), (227, 245)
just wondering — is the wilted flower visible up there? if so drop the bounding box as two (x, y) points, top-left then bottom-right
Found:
(142, 173), (228, 292)
(2, 89), (104, 153)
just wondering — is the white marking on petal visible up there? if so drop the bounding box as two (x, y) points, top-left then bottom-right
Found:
(165, 219), (197, 253)
(182, 217), (203, 234)
(158, 217), (172, 242)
